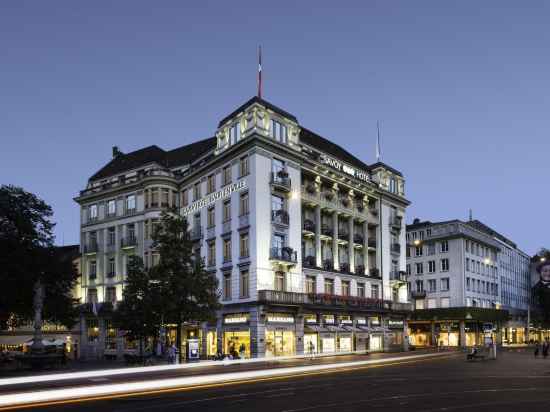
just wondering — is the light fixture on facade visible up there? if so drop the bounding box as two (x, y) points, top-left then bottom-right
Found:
(484, 258), (491, 265)
(413, 239), (421, 246)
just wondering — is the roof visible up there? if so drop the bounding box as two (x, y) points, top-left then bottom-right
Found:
(466, 220), (517, 249)
(218, 96), (298, 127)
(406, 219), (461, 231)
(300, 127), (371, 172)
(370, 162), (403, 177)
(89, 138), (216, 182)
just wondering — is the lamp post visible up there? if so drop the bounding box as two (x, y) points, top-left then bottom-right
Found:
(31, 278), (45, 353)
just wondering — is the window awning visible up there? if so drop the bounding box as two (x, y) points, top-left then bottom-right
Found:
(304, 325), (329, 333)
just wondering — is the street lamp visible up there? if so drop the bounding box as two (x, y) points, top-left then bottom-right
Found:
(413, 239), (421, 246)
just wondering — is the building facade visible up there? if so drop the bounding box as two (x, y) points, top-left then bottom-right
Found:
(75, 96), (411, 360)
(406, 219), (531, 347)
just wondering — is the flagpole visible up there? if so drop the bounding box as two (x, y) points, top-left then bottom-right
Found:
(376, 120), (381, 162)
(258, 45), (262, 99)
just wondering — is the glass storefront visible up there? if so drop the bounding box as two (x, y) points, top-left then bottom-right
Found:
(321, 334), (336, 353)
(338, 334), (352, 352)
(206, 331), (217, 357)
(304, 333), (318, 354)
(224, 330), (250, 358)
(265, 330), (295, 357)
(437, 323), (460, 347)
(409, 323), (432, 347)
(355, 333), (369, 352)
(369, 335), (383, 351)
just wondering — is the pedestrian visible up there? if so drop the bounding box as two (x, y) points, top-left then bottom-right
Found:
(543, 338), (549, 359)
(534, 341), (541, 358)
(168, 344), (176, 364)
(239, 343), (246, 360)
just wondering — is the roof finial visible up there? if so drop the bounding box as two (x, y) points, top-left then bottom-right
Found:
(257, 45), (262, 99)
(376, 120), (381, 162)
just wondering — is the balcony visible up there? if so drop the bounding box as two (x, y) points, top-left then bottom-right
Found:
(83, 242), (99, 254)
(391, 243), (401, 254)
(390, 215), (402, 229)
(353, 233), (364, 244)
(107, 272), (116, 278)
(337, 231), (349, 242)
(190, 227), (203, 241)
(321, 224), (333, 237)
(270, 247), (298, 266)
(411, 290), (427, 299)
(303, 255), (317, 268)
(120, 236), (137, 249)
(271, 171), (291, 192)
(272, 209), (289, 226)
(124, 208), (137, 217)
(369, 267), (381, 278)
(323, 259), (334, 272)
(355, 265), (366, 275)
(339, 262), (350, 273)
(390, 270), (407, 283)
(368, 239), (377, 249)
(302, 219), (315, 233)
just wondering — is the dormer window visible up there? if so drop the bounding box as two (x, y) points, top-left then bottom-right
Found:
(270, 119), (287, 143)
(389, 177), (397, 193)
(229, 123), (241, 145)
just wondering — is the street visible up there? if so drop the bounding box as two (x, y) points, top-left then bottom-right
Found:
(4, 350), (550, 411)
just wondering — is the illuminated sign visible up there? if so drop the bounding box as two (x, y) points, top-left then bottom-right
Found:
(267, 314), (295, 323)
(388, 319), (404, 329)
(304, 314), (317, 324)
(356, 318), (367, 325)
(319, 154), (370, 183)
(224, 313), (249, 324)
(181, 180), (247, 217)
(369, 316), (380, 326)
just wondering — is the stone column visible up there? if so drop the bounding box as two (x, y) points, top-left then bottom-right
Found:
(459, 320), (466, 348)
(332, 212), (339, 271)
(349, 217), (355, 273)
(403, 319), (410, 351)
(315, 205), (322, 267)
(431, 321), (437, 347)
(363, 221), (369, 274)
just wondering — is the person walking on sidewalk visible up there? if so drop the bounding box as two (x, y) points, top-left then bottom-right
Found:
(543, 338), (550, 359)
(534, 341), (541, 358)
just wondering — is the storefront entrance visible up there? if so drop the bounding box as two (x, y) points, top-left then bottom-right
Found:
(369, 335), (383, 351)
(304, 333), (318, 354)
(355, 333), (369, 352)
(224, 330), (250, 358)
(321, 334), (336, 353)
(265, 330), (295, 357)
(338, 334), (352, 352)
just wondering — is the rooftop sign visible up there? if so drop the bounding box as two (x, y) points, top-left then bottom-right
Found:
(319, 154), (370, 183)
(181, 180), (247, 217)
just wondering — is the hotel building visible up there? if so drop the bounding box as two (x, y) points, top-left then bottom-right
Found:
(406, 218), (530, 347)
(74, 96), (411, 360)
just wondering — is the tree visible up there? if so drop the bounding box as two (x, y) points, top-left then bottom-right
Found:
(0, 185), (78, 341)
(152, 209), (220, 362)
(113, 256), (162, 357)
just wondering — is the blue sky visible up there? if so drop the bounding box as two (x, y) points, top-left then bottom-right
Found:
(1, 1), (548, 254)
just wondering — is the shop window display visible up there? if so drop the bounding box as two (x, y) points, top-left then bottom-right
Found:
(265, 330), (295, 357)
(224, 331), (250, 358)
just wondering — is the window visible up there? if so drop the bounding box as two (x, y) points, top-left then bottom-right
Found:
(223, 238), (232, 262)
(466, 258), (470, 272)
(89, 204), (98, 221)
(466, 277), (471, 291)
(230, 122), (241, 144)
(427, 298), (437, 309)
(207, 207), (215, 228)
(271, 194), (284, 211)
(240, 192), (249, 216)
(240, 233), (249, 258)
(415, 262), (423, 275)
(357, 282), (365, 298)
(223, 200), (231, 222)
(107, 200), (116, 217)
(416, 280), (424, 292)
(151, 253), (160, 267)
(106, 287), (116, 303)
(406, 264), (411, 275)
(441, 278), (450, 291)
(181, 189), (188, 207)
(240, 270), (249, 298)
(126, 195), (136, 212)
(108, 257), (115, 277)
(428, 279), (437, 292)
(426, 228), (432, 236)
(427, 243), (436, 255)
(207, 175), (215, 193)
(275, 271), (285, 291)
(415, 299), (425, 310)
(441, 258), (449, 272)
(428, 261), (436, 273)
(306, 276), (316, 294)
(223, 165), (232, 186)
(415, 246), (423, 257)
(465, 240), (470, 253)
(272, 233), (284, 251)
(193, 182), (201, 200)
(127, 223), (135, 241)
(341, 281), (350, 296)
(239, 156), (249, 177)
(87, 288), (98, 304)
(161, 188), (169, 207)
(107, 227), (116, 246)
(440, 240), (449, 253)
(389, 177), (396, 194)
(207, 242), (216, 266)
(324, 278), (335, 294)
(440, 297), (450, 308)
(371, 284), (379, 299)
(270, 119), (287, 142)
(223, 273), (232, 300)
(89, 260), (97, 279)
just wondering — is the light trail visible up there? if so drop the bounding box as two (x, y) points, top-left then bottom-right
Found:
(0, 352), (455, 410)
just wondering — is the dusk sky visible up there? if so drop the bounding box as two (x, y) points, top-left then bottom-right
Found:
(1, 1), (548, 254)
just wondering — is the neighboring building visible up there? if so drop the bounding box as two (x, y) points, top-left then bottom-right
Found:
(405, 218), (531, 347)
(74, 96), (412, 360)
(529, 250), (550, 342)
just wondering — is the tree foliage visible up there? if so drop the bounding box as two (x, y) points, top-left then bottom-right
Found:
(0, 185), (78, 329)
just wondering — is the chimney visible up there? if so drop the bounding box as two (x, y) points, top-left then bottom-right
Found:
(112, 146), (123, 158)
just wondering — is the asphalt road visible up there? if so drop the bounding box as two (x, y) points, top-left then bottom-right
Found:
(7, 350), (550, 412)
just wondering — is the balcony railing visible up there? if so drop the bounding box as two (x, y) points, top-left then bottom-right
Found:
(321, 224), (333, 237)
(368, 239), (377, 249)
(390, 215), (402, 229)
(83, 242), (99, 254)
(411, 290), (427, 299)
(339, 262), (350, 273)
(272, 210), (289, 225)
(390, 270), (407, 282)
(120, 236), (137, 248)
(353, 233), (364, 244)
(303, 255), (317, 268)
(338, 231), (349, 241)
(270, 247), (298, 264)
(303, 219), (315, 232)
(391, 243), (401, 254)
(323, 259), (334, 271)
(355, 265), (365, 275)
(369, 267), (381, 278)
(271, 171), (291, 191)
(190, 227), (203, 241)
